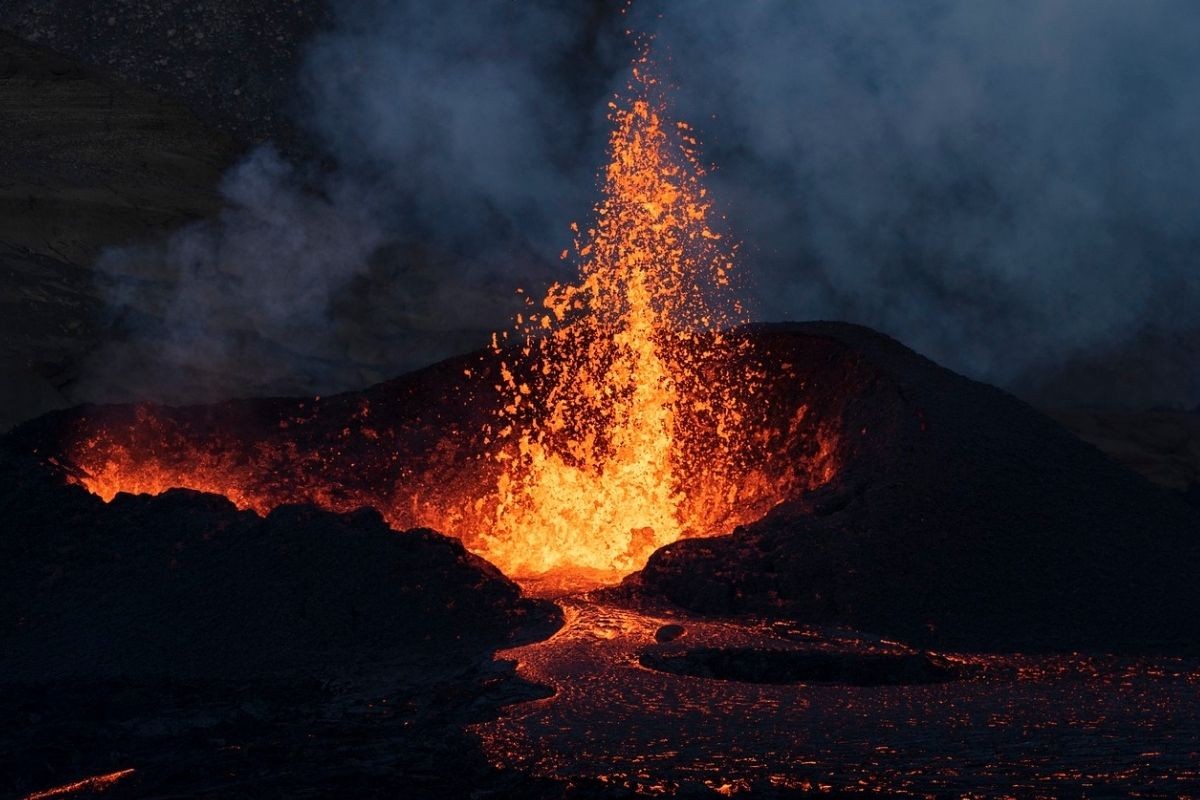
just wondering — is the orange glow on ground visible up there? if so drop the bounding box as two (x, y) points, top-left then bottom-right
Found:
(24, 769), (135, 799)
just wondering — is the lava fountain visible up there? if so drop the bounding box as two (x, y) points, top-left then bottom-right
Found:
(49, 52), (841, 589)
(479, 55), (760, 577)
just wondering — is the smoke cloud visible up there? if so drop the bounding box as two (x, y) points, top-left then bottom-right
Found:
(90, 0), (1200, 409)
(86, 0), (620, 402)
(637, 0), (1200, 407)
(84, 149), (384, 401)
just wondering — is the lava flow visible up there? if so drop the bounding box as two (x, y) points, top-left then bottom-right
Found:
(53, 52), (841, 588)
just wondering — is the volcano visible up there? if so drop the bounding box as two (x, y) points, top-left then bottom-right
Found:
(5, 319), (1198, 656)
(4, 44), (1198, 666)
(5, 38), (1200, 799)
(4, 321), (1200, 796)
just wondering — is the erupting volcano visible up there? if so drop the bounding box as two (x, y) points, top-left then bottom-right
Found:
(5, 12), (1200, 797)
(52, 51), (838, 588)
(483, 55), (791, 577)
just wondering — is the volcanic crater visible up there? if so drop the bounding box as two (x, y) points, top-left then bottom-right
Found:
(5, 323), (1200, 797)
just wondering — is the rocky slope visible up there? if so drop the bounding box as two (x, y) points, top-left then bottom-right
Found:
(629, 323), (1200, 654)
(0, 443), (570, 797)
(0, 449), (559, 683)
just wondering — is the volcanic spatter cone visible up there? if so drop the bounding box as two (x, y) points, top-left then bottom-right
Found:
(6, 320), (1200, 654)
(3, 51), (1198, 654)
(28, 55), (844, 590)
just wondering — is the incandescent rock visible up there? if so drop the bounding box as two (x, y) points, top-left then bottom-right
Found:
(4, 321), (1199, 661)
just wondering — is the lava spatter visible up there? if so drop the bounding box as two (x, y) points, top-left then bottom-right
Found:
(480, 53), (762, 578)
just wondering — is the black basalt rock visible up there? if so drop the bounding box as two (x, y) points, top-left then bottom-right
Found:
(633, 322), (1200, 654)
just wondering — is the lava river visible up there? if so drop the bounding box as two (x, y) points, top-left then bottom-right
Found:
(472, 596), (1200, 797)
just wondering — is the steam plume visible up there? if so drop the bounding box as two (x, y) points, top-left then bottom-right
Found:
(88, 1), (1200, 409)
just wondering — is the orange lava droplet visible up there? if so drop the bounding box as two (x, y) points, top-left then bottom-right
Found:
(479, 51), (759, 582)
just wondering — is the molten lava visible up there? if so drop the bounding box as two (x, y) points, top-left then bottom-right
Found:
(57, 52), (841, 588)
(24, 769), (136, 800)
(480, 57), (758, 576)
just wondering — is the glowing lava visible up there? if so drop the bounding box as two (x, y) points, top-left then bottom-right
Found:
(56, 52), (841, 589)
(480, 55), (755, 577)
(23, 769), (136, 800)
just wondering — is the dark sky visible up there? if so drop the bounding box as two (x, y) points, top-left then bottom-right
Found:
(95, 1), (1200, 409)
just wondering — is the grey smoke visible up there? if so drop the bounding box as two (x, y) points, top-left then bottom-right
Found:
(90, 0), (1200, 408)
(87, 0), (615, 402)
(301, 0), (611, 257)
(639, 0), (1200, 407)
(86, 148), (385, 402)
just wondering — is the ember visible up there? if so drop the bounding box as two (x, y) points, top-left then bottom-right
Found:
(24, 769), (135, 800)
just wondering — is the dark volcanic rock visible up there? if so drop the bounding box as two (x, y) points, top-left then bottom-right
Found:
(639, 647), (956, 686)
(632, 322), (1200, 654)
(0, 0), (331, 151)
(0, 450), (559, 682)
